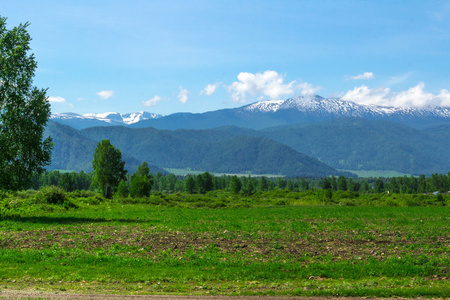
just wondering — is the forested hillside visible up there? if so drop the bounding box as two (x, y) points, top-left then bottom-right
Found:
(45, 118), (450, 176)
(259, 118), (450, 175)
(44, 121), (165, 174)
(424, 124), (450, 142)
(81, 126), (343, 177)
(44, 121), (97, 172)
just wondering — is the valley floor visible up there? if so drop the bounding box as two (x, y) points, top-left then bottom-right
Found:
(0, 201), (449, 297)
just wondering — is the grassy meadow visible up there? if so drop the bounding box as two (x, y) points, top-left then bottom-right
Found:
(164, 168), (284, 178)
(338, 170), (413, 178)
(0, 190), (449, 297)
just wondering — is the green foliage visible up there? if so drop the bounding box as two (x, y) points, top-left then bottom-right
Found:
(91, 139), (126, 198)
(135, 161), (151, 177)
(34, 170), (92, 191)
(26, 168), (450, 204)
(59, 172), (74, 192)
(259, 176), (269, 191)
(0, 17), (52, 191)
(229, 175), (242, 194)
(321, 177), (331, 189)
(116, 180), (129, 198)
(67, 189), (99, 199)
(129, 161), (153, 198)
(375, 178), (384, 193)
(337, 175), (347, 191)
(196, 172), (213, 194)
(36, 185), (66, 204)
(242, 175), (256, 196)
(184, 175), (196, 194)
(130, 174), (152, 198)
(360, 181), (369, 193)
(69, 191), (104, 205)
(437, 193), (444, 203)
(2, 186), (441, 211)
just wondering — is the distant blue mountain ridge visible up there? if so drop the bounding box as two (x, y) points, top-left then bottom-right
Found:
(51, 95), (450, 130)
(46, 95), (450, 176)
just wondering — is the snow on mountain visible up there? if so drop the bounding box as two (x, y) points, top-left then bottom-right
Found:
(51, 112), (83, 119)
(51, 111), (164, 126)
(51, 95), (450, 130)
(83, 112), (121, 123)
(121, 112), (163, 125)
(243, 99), (285, 112)
(243, 94), (450, 118)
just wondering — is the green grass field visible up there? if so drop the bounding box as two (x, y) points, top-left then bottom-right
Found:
(164, 168), (284, 178)
(339, 170), (412, 178)
(0, 194), (449, 297)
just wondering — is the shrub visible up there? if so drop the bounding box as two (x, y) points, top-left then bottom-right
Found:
(37, 186), (66, 204)
(436, 194), (444, 205)
(68, 190), (98, 198)
(16, 189), (38, 199)
(62, 200), (79, 209)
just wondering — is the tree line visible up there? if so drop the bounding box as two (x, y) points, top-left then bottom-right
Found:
(31, 168), (450, 197)
(22, 138), (450, 198)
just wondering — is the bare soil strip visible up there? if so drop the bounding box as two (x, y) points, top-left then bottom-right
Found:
(0, 291), (428, 300)
(2, 226), (447, 261)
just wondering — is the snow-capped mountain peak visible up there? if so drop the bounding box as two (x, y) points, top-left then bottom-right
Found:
(241, 94), (450, 118)
(121, 111), (162, 125)
(51, 94), (450, 130)
(51, 111), (164, 128)
(243, 99), (285, 112)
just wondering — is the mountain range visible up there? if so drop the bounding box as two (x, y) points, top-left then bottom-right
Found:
(51, 111), (163, 129)
(46, 95), (450, 176)
(51, 95), (450, 130)
(45, 121), (347, 177)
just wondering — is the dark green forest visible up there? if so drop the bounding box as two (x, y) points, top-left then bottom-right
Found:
(30, 169), (450, 196)
(260, 118), (450, 174)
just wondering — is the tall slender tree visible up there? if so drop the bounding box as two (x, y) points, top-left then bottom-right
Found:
(229, 175), (242, 194)
(0, 17), (52, 190)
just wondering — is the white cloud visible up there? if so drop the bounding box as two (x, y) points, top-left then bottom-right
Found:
(392, 82), (437, 107)
(96, 90), (114, 99)
(177, 86), (189, 104)
(47, 96), (66, 103)
(342, 82), (450, 108)
(351, 72), (374, 80)
(200, 82), (222, 96)
(296, 82), (321, 96)
(227, 71), (301, 103)
(341, 85), (391, 106)
(142, 95), (162, 107)
(438, 89), (450, 107)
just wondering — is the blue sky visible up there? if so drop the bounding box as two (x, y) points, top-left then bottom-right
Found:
(2, 0), (450, 115)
